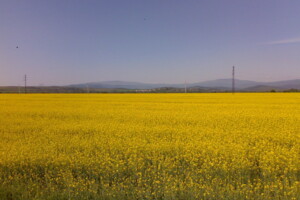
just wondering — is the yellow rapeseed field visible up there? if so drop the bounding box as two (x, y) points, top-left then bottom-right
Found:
(0, 93), (299, 200)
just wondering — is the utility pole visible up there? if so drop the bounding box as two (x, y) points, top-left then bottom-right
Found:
(86, 84), (89, 93)
(232, 66), (235, 94)
(24, 74), (27, 94)
(185, 80), (187, 93)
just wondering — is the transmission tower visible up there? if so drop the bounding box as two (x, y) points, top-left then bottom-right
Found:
(24, 74), (27, 94)
(232, 66), (235, 94)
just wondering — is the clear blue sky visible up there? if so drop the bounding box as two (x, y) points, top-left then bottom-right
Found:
(1, 0), (300, 86)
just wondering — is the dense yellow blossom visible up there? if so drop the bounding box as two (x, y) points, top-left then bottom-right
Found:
(0, 93), (299, 199)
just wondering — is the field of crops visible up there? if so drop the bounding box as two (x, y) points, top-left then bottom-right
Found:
(0, 93), (299, 200)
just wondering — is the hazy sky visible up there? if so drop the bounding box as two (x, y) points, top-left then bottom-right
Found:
(1, 0), (300, 86)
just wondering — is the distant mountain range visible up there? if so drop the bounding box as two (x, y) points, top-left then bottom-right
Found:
(68, 79), (300, 91)
(1, 79), (299, 93)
